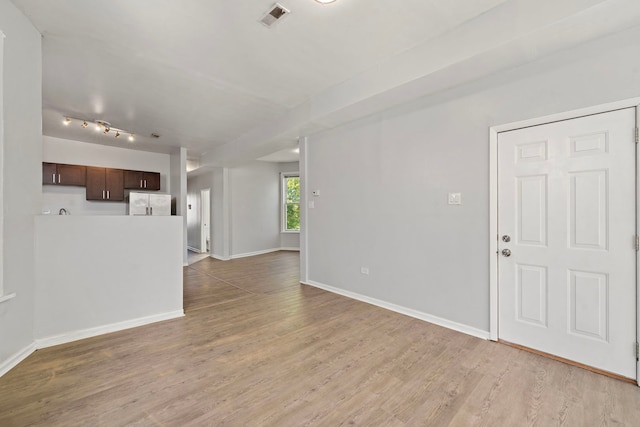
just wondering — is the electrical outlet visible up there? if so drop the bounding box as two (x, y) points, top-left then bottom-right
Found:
(360, 267), (369, 275)
(308, 201), (315, 209)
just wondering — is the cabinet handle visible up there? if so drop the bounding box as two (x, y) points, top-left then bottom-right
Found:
(58, 174), (61, 183)
(52, 174), (56, 184)
(107, 190), (110, 199)
(146, 206), (149, 215)
(150, 206), (153, 215)
(144, 180), (147, 188)
(102, 190), (105, 199)
(140, 179), (143, 188)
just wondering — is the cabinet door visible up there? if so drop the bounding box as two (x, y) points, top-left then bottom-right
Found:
(43, 163), (57, 185)
(123, 170), (144, 189)
(143, 172), (161, 191)
(105, 168), (124, 201)
(57, 164), (86, 186)
(86, 167), (106, 200)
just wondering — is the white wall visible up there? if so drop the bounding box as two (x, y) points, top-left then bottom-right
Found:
(170, 147), (188, 264)
(230, 161), (281, 257)
(278, 161), (300, 250)
(34, 216), (183, 345)
(42, 136), (171, 215)
(305, 25), (640, 335)
(0, 0), (42, 375)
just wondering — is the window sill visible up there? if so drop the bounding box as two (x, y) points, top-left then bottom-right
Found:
(281, 230), (300, 234)
(0, 293), (16, 304)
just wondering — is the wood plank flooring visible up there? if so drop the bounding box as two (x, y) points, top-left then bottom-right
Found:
(1, 251), (639, 426)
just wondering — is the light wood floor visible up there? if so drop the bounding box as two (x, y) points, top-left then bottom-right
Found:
(1, 251), (639, 426)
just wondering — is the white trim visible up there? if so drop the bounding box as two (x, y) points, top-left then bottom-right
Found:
(303, 280), (490, 340)
(230, 248), (281, 259)
(187, 246), (203, 254)
(279, 247), (300, 252)
(489, 127), (499, 341)
(636, 105), (640, 386)
(0, 343), (36, 378)
(35, 310), (184, 349)
(0, 292), (16, 304)
(489, 98), (640, 382)
(210, 254), (230, 261)
(300, 136), (309, 283)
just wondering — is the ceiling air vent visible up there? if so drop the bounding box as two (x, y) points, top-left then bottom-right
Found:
(260, 3), (290, 28)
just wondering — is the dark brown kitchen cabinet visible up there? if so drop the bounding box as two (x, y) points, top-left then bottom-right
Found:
(124, 170), (161, 191)
(86, 167), (124, 201)
(42, 162), (86, 186)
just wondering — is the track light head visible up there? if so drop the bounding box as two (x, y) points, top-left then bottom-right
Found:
(63, 117), (71, 125)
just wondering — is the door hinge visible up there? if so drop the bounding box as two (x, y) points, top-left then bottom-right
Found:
(636, 342), (639, 360)
(635, 235), (639, 252)
(636, 127), (639, 144)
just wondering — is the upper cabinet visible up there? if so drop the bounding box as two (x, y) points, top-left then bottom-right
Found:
(86, 167), (124, 201)
(124, 170), (161, 191)
(42, 162), (86, 186)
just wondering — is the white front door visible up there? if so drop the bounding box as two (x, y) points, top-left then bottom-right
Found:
(498, 108), (637, 379)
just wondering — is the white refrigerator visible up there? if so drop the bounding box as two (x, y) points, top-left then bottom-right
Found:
(129, 192), (172, 216)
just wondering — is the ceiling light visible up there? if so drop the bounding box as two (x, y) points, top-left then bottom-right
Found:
(62, 115), (137, 143)
(314, 0), (337, 3)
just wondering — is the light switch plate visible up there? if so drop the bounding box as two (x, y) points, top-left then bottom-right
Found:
(448, 193), (462, 205)
(308, 201), (315, 209)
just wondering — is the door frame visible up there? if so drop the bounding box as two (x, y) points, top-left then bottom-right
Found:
(489, 97), (640, 382)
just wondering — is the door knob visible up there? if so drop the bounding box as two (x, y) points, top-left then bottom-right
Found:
(501, 249), (511, 257)
(502, 235), (511, 242)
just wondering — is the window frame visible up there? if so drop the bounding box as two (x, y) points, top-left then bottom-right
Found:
(281, 172), (300, 233)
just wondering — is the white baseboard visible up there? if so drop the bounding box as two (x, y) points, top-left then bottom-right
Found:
(211, 254), (230, 261)
(231, 248), (281, 259)
(280, 247), (300, 252)
(187, 246), (203, 253)
(35, 310), (185, 349)
(0, 342), (36, 378)
(302, 280), (490, 340)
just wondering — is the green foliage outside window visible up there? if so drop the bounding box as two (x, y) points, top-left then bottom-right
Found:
(285, 176), (300, 231)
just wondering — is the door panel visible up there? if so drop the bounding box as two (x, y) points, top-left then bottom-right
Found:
(57, 164), (86, 186)
(106, 168), (124, 201)
(498, 108), (636, 379)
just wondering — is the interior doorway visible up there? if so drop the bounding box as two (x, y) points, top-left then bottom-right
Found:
(200, 188), (211, 254)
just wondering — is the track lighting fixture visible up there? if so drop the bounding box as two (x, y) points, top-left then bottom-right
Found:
(61, 116), (139, 143)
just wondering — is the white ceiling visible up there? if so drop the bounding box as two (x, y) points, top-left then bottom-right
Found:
(11, 0), (640, 168)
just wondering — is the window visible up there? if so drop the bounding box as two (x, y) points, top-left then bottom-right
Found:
(282, 173), (300, 232)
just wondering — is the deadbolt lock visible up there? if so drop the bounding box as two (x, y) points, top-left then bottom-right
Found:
(502, 235), (511, 243)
